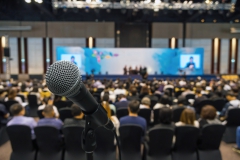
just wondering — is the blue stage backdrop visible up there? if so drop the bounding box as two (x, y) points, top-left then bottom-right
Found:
(56, 47), (204, 75)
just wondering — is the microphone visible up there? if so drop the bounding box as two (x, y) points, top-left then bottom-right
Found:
(45, 60), (114, 130)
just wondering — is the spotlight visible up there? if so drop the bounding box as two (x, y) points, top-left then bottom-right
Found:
(35, 0), (43, 3)
(25, 0), (31, 3)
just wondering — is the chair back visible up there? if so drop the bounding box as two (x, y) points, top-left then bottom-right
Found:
(119, 125), (143, 160)
(7, 125), (34, 152)
(17, 94), (25, 102)
(138, 109), (151, 126)
(174, 126), (199, 152)
(153, 109), (161, 125)
(63, 126), (85, 160)
(94, 126), (116, 160)
(148, 128), (174, 155)
(173, 107), (185, 123)
(34, 126), (62, 152)
(116, 108), (128, 120)
(37, 110), (44, 119)
(59, 108), (73, 122)
(226, 108), (240, 126)
(198, 124), (226, 150)
(194, 100), (213, 114)
(212, 99), (227, 112)
(27, 95), (38, 107)
(186, 94), (195, 101)
(5, 100), (18, 113)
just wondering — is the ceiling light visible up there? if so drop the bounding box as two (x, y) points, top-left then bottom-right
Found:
(25, 0), (31, 3)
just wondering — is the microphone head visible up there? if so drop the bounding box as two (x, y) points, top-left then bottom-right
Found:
(45, 61), (82, 97)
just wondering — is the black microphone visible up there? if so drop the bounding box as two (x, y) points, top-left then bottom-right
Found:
(45, 60), (114, 130)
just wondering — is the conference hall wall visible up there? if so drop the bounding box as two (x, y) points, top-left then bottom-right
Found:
(0, 21), (239, 79)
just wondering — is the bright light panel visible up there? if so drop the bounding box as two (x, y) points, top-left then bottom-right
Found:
(35, 0), (43, 3)
(25, 0), (31, 3)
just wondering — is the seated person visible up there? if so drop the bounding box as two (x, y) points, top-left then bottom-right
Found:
(198, 105), (221, 128)
(5, 88), (23, 104)
(172, 96), (187, 109)
(115, 94), (129, 109)
(0, 103), (9, 124)
(64, 104), (85, 127)
(233, 126), (240, 153)
(7, 103), (37, 139)
(127, 87), (140, 102)
(220, 91), (240, 117)
(120, 100), (147, 133)
(175, 108), (199, 128)
(102, 95), (120, 136)
(37, 105), (63, 130)
(38, 98), (59, 118)
(102, 94), (116, 114)
(139, 97), (151, 109)
(152, 107), (175, 129)
(153, 95), (171, 109)
(53, 95), (68, 111)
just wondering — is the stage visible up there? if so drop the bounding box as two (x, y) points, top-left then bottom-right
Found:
(81, 74), (218, 81)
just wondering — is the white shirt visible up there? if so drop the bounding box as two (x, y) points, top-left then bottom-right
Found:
(139, 104), (150, 109)
(5, 97), (23, 105)
(175, 120), (199, 128)
(38, 104), (59, 117)
(114, 89), (127, 96)
(153, 103), (170, 109)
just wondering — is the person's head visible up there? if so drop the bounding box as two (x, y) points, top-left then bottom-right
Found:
(141, 97), (151, 106)
(71, 104), (84, 119)
(102, 93), (110, 102)
(130, 87), (138, 96)
(128, 100), (140, 114)
(10, 103), (25, 116)
(226, 91), (237, 101)
(180, 108), (196, 125)
(140, 86), (149, 95)
(177, 96), (186, 106)
(190, 56), (193, 63)
(118, 94), (126, 101)
(200, 105), (217, 120)
(159, 107), (172, 124)
(54, 95), (62, 102)
(71, 56), (75, 62)
(8, 88), (17, 100)
(159, 95), (170, 105)
(42, 97), (50, 105)
(32, 86), (39, 93)
(195, 88), (202, 96)
(42, 105), (55, 118)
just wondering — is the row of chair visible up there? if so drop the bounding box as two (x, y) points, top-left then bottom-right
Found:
(6, 124), (226, 160)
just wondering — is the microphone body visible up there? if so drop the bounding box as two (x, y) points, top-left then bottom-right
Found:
(45, 61), (114, 130)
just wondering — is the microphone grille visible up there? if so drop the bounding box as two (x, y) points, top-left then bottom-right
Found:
(45, 61), (82, 97)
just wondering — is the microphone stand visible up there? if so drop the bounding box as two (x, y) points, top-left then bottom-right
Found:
(81, 115), (97, 160)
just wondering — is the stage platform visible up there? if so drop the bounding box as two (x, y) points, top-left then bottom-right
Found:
(81, 74), (218, 81)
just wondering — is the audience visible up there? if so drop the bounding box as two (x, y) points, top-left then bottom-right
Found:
(172, 96), (186, 109)
(7, 103), (37, 139)
(198, 105), (221, 128)
(53, 95), (68, 111)
(5, 88), (22, 104)
(115, 94), (129, 109)
(152, 107), (175, 130)
(29, 86), (41, 105)
(120, 100), (147, 133)
(175, 108), (199, 128)
(102, 96), (120, 135)
(139, 97), (151, 109)
(37, 105), (63, 130)
(220, 91), (240, 117)
(64, 104), (85, 127)
(153, 95), (170, 109)
(127, 87), (140, 101)
(193, 88), (207, 107)
(102, 94), (116, 114)
(38, 98), (59, 118)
